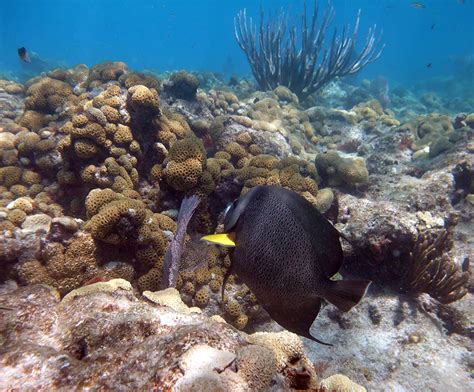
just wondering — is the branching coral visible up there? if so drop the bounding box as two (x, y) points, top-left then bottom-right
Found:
(234, 0), (384, 99)
(404, 230), (470, 304)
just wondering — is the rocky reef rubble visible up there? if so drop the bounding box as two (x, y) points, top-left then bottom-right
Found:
(301, 123), (473, 391)
(0, 279), (366, 391)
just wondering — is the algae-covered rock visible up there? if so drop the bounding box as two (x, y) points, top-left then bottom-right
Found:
(315, 150), (369, 187)
(62, 278), (132, 303)
(143, 287), (202, 314)
(0, 282), (320, 390)
(319, 374), (366, 392)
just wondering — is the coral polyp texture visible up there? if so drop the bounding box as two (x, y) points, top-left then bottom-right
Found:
(0, 58), (472, 391)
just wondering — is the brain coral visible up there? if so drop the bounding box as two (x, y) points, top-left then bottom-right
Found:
(17, 233), (135, 296)
(84, 189), (148, 244)
(234, 155), (321, 208)
(155, 109), (194, 148)
(25, 77), (75, 114)
(17, 110), (50, 131)
(58, 85), (144, 201)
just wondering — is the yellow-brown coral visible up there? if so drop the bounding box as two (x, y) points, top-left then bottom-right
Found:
(127, 85), (160, 116)
(25, 77), (75, 114)
(163, 137), (206, 191)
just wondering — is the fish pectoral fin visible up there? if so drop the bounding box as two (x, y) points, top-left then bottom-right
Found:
(200, 233), (236, 247)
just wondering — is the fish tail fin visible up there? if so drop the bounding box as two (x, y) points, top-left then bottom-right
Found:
(323, 279), (371, 312)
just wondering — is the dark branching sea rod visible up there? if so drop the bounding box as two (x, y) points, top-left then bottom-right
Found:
(234, 0), (385, 99)
(162, 195), (201, 288)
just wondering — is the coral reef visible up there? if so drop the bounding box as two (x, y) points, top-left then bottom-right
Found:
(0, 59), (472, 390)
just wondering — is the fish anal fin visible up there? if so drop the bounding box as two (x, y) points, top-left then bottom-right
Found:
(265, 297), (332, 346)
(307, 334), (333, 346)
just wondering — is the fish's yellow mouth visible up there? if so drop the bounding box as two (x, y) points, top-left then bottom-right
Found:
(200, 233), (236, 247)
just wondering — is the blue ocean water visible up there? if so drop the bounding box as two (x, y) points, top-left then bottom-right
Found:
(0, 0), (473, 88)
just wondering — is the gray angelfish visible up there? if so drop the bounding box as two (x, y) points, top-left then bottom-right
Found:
(202, 185), (371, 345)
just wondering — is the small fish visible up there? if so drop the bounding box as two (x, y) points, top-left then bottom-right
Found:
(426, 62), (432, 68)
(410, 2), (426, 9)
(458, 0), (465, 4)
(202, 185), (371, 345)
(17, 47), (31, 63)
(430, 24), (436, 30)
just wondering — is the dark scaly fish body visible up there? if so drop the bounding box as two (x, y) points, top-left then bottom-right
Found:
(222, 185), (370, 345)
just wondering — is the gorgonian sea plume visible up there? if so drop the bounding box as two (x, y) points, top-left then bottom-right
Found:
(234, 0), (384, 99)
